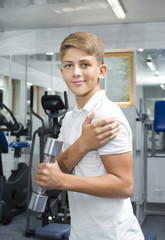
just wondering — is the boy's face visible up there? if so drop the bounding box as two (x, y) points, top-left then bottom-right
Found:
(60, 47), (107, 107)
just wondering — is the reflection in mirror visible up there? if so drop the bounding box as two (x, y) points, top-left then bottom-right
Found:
(52, 52), (67, 97)
(136, 48), (165, 87)
(26, 82), (32, 140)
(136, 48), (165, 119)
(136, 48), (165, 153)
(11, 55), (26, 116)
(0, 53), (68, 141)
(27, 54), (53, 94)
(26, 53), (67, 139)
(104, 52), (134, 107)
(0, 56), (10, 110)
(26, 53), (53, 140)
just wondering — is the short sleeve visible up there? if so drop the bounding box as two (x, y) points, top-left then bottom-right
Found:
(92, 99), (132, 156)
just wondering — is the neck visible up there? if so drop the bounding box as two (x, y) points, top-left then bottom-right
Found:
(76, 88), (100, 109)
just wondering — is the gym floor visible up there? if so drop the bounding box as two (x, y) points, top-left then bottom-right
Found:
(0, 210), (165, 240)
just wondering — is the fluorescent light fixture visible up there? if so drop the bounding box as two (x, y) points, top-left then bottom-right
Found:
(27, 82), (33, 86)
(107, 0), (126, 19)
(47, 88), (52, 91)
(160, 84), (165, 90)
(46, 52), (54, 56)
(155, 71), (159, 76)
(0, 74), (4, 90)
(146, 56), (156, 71)
(137, 48), (144, 52)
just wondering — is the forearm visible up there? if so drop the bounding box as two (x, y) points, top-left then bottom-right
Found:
(58, 137), (88, 173)
(61, 173), (133, 198)
(58, 117), (119, 173)
(36, 152), (133, 198)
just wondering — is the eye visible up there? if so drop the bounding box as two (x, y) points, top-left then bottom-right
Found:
(82, 63), (89, 67)
(64, 64), (72, 69)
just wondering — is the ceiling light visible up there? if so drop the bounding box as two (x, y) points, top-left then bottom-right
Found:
(155, 71), (159, 76)
(46, 52), (54, 56)
(27, 82), (33, 86)
(160, 84), (165, 90)
(137, 48), (144, 52)
(146, 56), (156, 71)
(47, 88), (52, 91)
(107, 0), (126, 19)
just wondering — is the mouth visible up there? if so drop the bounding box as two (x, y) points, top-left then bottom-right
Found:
(72, 80), (85, 85)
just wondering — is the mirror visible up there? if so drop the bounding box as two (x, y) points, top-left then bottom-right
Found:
(26, 53), (67, 140)
(136, 48), (165, 119)
(0, 56), (10, 109)
(104, 52), (134, 107)
(136, 48), (165, 153)
(0, 53), (68, 141)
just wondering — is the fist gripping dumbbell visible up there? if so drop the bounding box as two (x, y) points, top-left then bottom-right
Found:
(28, 138), (63, 212)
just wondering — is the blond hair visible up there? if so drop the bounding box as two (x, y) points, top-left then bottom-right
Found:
(60, 32), (104, 65)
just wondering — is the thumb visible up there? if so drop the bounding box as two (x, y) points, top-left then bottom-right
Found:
(85, 112), (95, 124)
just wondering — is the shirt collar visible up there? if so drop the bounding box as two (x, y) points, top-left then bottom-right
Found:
(73, 90), (107, 115)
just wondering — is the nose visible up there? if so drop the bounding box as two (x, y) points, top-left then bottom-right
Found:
(73, 65), (82, 78)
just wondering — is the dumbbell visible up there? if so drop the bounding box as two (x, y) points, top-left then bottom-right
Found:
(28, 138), (63, 213)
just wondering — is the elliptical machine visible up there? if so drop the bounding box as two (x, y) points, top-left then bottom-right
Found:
(0, 90), (30, 224)
(26, 86), (69, 237)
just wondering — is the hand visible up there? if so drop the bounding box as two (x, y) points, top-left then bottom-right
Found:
(35, 161), (65, 190)
(79, 112), (120, 153)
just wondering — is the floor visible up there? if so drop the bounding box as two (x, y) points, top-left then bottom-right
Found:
(0, 210), (165, 240)
(142, 215), (165, 239)
(0, 211), (41, 240)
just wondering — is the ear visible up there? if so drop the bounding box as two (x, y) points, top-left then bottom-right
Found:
(98, 64), (107, 80)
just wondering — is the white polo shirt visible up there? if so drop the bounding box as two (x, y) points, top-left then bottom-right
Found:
(58, 90), (144, 240)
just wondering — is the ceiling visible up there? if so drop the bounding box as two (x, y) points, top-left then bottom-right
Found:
(136, 49), (165, 87)
(0, 0), (165, 87)
(0, 0), (165, 31)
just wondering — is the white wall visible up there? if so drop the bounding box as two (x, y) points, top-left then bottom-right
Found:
(0, 22), (165, 55)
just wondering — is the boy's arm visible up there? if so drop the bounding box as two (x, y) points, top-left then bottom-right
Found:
(65, 151), (134, 198)
(36, 151), (133, 198)
(58, 112), (120, 173)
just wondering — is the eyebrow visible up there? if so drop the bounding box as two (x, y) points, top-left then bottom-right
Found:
(62, 60), (73, 63)
(63, 59), (92, 63)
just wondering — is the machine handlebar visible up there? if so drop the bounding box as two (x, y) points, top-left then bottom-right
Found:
(30, 85), (34, 109)
(0, 90), (2, 109)
(64, 91), (68, 110)
(0, 90), (27, 135)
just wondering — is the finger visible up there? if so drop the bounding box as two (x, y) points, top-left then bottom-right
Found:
(98, 132), (118, 146)
(37, 163), (46, 169)
(92, 118), (116, 128)
(35, 173), (47, 183)
(85, 112), (95, 124)
(109, 121), (120, 129)
(52, 157), (56, 163)
(92, 122), (120, 136)
(35, 177), (45, 188)
(100, 122), (120, 133)
(105, 132), (118, 142)
(36, 169), (43, 176)
(35, 175), (41, 181)
(99, 126), (120, 140)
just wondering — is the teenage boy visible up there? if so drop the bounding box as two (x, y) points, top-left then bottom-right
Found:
(36, 32), (144, 240)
